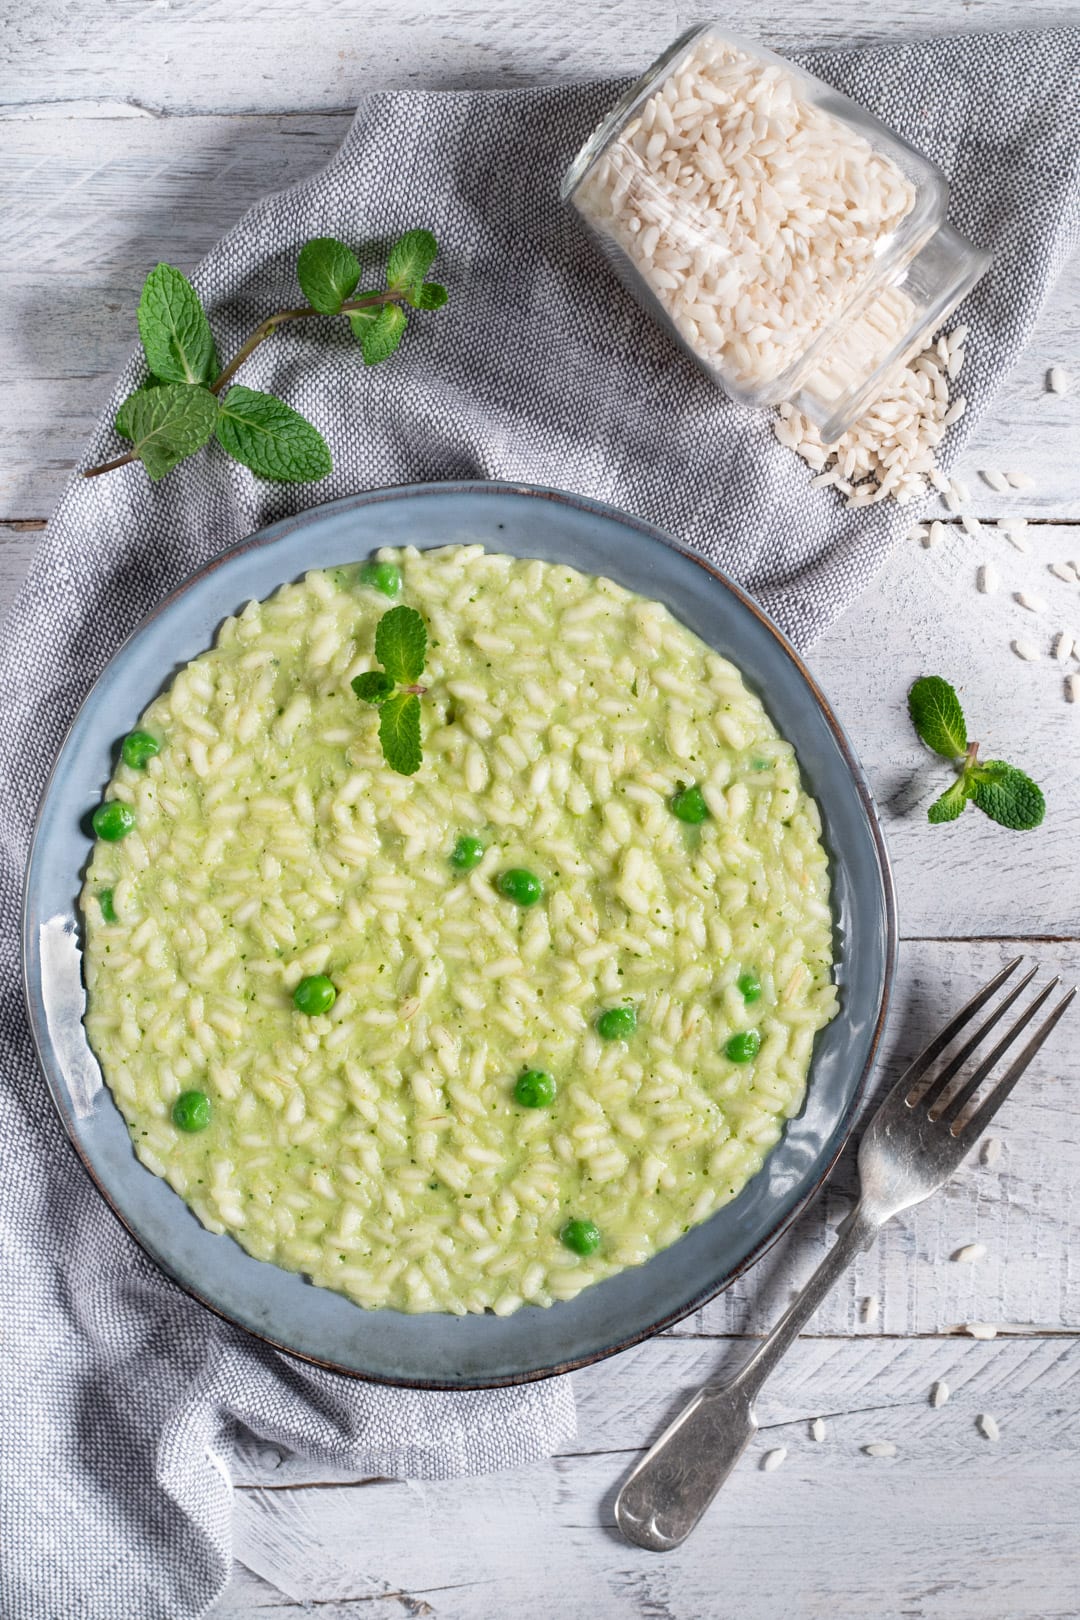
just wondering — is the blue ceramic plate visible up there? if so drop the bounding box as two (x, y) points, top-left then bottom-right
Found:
(24, 483), (895, 1387)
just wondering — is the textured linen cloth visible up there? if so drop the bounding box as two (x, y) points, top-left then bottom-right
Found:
(3, 26), (1080, 1620)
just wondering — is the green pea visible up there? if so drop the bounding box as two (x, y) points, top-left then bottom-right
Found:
(726, 1030), (762, 1063)
(496, 868), (543, 907)
(121, 730), (160, 770)
(596, 1005), (637, 1041)
(670, 784), (710, 824)
(514, 1069), (557, 1108)
(172, 1090), (212, 1133)
(98, 888), (117, 924)
(293, 974), (337, 1015)
(92, 801), (136, 843)
(450, 834), (485, 872)
(737, 970), (762, 1004)
(561, 1218), (602, 1256)
(360, 560), (401, 597)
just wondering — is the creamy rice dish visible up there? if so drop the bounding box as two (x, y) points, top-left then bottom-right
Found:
(81, 546), (837, 1316)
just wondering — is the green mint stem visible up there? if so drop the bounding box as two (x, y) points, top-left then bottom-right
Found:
(83, 289), (407, 479)
(84, 449), (138, 479)
(963, 740), (980, 771)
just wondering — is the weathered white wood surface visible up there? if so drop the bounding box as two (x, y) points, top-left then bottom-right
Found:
(214, 1335), (1080, 1620)
(4, 2), (1080, 1615)
(5, 0), (1078, 119)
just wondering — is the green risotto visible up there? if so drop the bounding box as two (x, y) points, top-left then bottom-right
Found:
(81, 546), (837, 1315)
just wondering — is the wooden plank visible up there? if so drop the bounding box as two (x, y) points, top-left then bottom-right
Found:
(1, 112), (1079, 518)
(228, 1333), (1080, 1486)
(0, 524), (40, 619)
(5, 0), (1079, 119)
(210, 1336), (1080, 1618)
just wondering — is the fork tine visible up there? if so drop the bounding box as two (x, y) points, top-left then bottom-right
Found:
(958, 988), (1077, 1147)
(891, 955), (1023, 1099)
(935, 976), (1060, 1126)
(916, 963), (1039, 1113)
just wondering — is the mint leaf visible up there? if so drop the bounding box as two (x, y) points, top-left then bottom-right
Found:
(137, 263), (218, 386)
(123, 383), (218, 481)
(405, 282), (448, 311)
(375, 605), (426, 685)
(351, 302), (407, 366)
(927, 778), (971, 824)
(908, 676), (967, 759)
(297, 237), (361, 316)
(968, 760), (1046, 830)
(352, 670), (395, 705)
(386, 229), (437, 293)
(378, 692), (422, 776)
(215, 386), (331, 483)
(115, 382), (164, 441)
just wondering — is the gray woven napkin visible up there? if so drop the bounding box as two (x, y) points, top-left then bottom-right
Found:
(2, 27), (1079, 1620)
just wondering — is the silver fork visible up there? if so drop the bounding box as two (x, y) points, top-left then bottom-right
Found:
(614, 956), (1075, 1552)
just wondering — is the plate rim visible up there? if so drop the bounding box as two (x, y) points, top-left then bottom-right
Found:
(23, 479), (897, 1387)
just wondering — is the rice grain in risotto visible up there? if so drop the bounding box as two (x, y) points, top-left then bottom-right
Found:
(81, 546), (837, 1315)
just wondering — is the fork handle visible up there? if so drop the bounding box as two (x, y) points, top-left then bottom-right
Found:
(615, 1203), (881, 1551)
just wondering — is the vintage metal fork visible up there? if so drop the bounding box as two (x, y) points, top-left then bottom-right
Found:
(615, 956), (1075, 1552)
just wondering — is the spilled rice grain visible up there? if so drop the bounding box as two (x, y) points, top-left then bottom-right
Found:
(977, 1413), (1001, 1442)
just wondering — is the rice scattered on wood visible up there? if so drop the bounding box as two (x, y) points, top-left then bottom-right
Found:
(951, 1242), (987, 1263)
(977, 1412), (1001, 1442)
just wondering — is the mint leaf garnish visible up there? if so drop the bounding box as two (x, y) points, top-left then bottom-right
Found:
(909, 674), (1046, 833)
(375, 605), (426, 685)
(297, 237), (361, 316)
(123, 383), (218, 481)
(137, 263), (218, 386)
(378, 692), (422, 776)
(968, 761), (1046, 831)
(927, 779), (970, 824)
(386, 229), (438, 293)
(351, 670), (395, 704)
(352, 603), (429, 773)
(351, 302), (407, 366)
(115, 382), (164, 441)
(406, 282), (448, 311)
(215, 386), (332, 482)
(908, 676), (967, 759)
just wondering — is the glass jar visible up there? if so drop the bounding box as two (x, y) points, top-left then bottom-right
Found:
(562, 25), (991, 443)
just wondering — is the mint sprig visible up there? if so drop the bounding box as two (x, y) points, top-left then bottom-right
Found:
(352, 604), (429, 775)
(908, 676), (1045, 831)
(85, 230), (448, 484)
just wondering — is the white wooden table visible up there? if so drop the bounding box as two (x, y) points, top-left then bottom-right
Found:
(5, 3), (1080, 1614)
